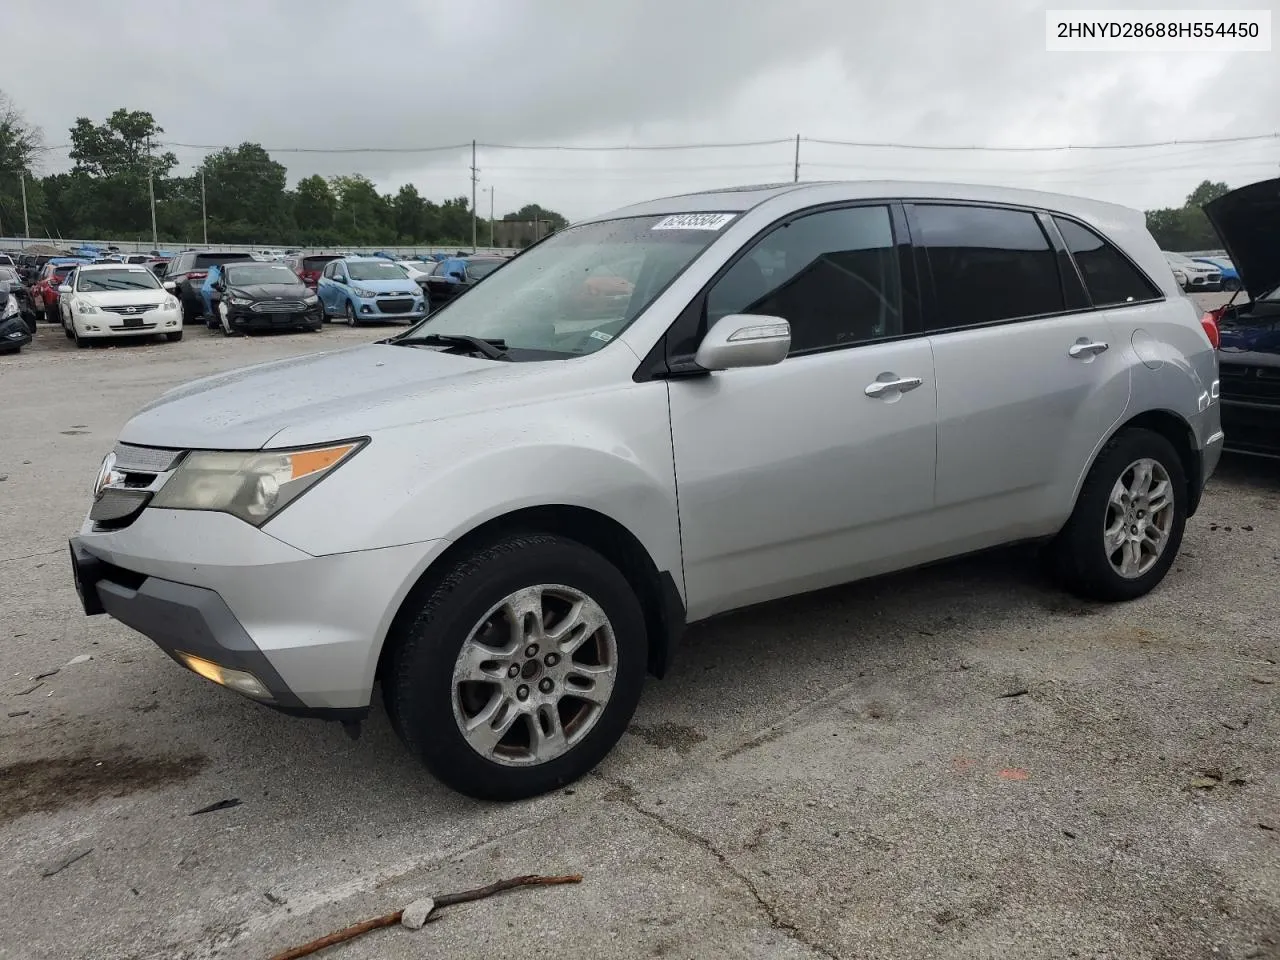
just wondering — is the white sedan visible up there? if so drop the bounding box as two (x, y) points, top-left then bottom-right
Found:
(59, 263), (184, 347)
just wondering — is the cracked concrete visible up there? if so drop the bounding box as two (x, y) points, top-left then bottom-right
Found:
(2, 300), (1278, 960)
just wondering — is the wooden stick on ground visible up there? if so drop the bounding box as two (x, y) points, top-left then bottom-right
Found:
(268, 874), (583, 960)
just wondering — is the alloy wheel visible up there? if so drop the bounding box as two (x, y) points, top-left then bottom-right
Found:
(451, 584), (618, 767)
(1104, 458), (1175, 578)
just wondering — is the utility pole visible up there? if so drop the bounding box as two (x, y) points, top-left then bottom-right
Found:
(470, 139), (478, 253)
(793, 134), (800, 183)
(200, 171), (208, 245)
(487, 186), (495, 248)
(20, 173), (30, 238)
(146, 135), (158, 250)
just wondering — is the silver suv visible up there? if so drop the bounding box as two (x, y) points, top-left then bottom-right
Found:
(70, 182), (1223, 800)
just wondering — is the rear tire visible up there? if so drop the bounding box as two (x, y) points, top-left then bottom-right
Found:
(45, 304), (58, 325)
(382, 534), (647, 801)
(1224, 277), (1242, 292)
(1048, 428), (1187, 602)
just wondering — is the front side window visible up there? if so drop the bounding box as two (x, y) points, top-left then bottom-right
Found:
(76, 268), (161, 292)
(1054, 217), (1160, 307)
(403, 214), (731, 358)
(915, 204), (1064, 328)
(706, 205), (902, 353)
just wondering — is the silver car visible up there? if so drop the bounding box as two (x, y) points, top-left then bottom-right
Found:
(70, 181), (1223, 800)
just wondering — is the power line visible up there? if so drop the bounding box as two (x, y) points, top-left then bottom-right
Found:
(805, 132), (1280, 152)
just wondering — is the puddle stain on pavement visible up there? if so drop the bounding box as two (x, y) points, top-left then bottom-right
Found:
(0, 750), (208, 824)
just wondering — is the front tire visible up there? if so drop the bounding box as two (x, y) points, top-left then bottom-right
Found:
(165, 331), (183, 342)
(345, 301), (358, 327)
(382, 534), (647, 801)
(1048, 428), (1186, 602)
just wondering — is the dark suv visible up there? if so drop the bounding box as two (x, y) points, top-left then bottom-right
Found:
(162, 251), (255, 322)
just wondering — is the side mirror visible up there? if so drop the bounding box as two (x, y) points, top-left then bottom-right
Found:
(694, 314), (791, 371)
(58, 284), (72, 294)
(163, 280), (176, 291)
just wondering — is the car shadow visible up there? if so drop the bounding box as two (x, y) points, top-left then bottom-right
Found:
(1213, 452), (1280, 492)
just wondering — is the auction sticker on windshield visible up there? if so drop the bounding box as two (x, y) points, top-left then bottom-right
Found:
(651, 213), (736, 231)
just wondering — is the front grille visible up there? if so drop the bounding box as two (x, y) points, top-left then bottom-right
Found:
(90, 488), (152, 525)
(250, 300), (306, 313)
(1219, 362), (1280, 406)
(114, 444), (182, 472)
(378, 298), (414, 314)
(103, 303), (160, 315)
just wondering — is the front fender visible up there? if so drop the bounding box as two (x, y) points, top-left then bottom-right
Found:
(264, 382), (682, 593)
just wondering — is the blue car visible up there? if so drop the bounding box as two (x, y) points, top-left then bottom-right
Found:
(1193, 257), (1241, 291)
(315, 257), (426, 326)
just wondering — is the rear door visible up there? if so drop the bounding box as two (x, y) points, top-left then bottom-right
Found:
(909, 202), (1130, 549)
(667, 203), (939, 620)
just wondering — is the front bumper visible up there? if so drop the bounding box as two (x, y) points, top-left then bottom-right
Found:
(75, 308), (182, 337)
(225, 304), (324, 331)
(71, 508), (445, 715)
(352, 297), (426, 322)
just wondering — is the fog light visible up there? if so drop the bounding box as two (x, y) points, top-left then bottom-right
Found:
(175, 651), (272, 700)
(360, 304), (373, 313)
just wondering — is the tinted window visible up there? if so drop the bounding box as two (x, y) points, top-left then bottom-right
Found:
(706, 205), (902, 353)
(466, 260), (503, 280)
(915, 205), (1064, 327)
(302, 255), (340, 271)
(194, 253), (253, 269)
(1054, 217), (1160, 306)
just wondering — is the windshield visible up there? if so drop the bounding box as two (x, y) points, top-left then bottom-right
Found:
(302, 256), (339, 271)
(76, 268), (161, 292)
(467, 260), (504, 280)
(0, 267), (18, 284)
(347, 261), (409, 281)
(224, 263), (300, 286)
(194, 253), (253, 269)
(401, 214), (732, 358)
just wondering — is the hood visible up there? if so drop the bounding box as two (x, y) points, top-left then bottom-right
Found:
(118, 343), (563, 450)
(1203, 177), (1280, 301)
(228, 282), (310, 300)
(347, 277), (417, 295)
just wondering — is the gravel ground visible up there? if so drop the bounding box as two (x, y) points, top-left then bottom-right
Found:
(1, 298), (1276, 960)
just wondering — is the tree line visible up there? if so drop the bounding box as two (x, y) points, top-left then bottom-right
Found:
(0, 92), (1243, 253)
(0, 95), (568, 248)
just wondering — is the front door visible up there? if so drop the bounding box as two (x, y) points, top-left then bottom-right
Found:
(668, 204), (939, 620)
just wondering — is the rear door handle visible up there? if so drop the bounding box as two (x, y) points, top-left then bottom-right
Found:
(864, 375), (924, 398)
(1068, 340), (1109, 359)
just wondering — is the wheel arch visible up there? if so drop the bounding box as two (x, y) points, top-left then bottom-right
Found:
(375, 503), (686, 688)
(1085, 408), (1203, 516)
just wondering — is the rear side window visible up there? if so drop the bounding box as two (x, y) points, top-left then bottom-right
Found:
(915, 204), (1064, 328)
(706, 205), (902, 354)
(1053, 217), (1161, 307)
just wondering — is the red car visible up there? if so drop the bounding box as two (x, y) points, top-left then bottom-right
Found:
(288, 253), (344, 290)
(30, 261), (86, 324)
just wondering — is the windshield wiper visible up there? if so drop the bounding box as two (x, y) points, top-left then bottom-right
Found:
(387, 333), (511, 361)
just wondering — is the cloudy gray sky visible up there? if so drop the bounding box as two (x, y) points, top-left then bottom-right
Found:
(3, 0), (1277, 220)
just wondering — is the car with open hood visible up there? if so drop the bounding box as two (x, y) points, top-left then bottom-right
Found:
(207, 260), (325, 336)
(59, 263), (184, 347)
(316, 257), (426, 325)
(69, 180), (1221, 800)
(1202, 176), (1280, 458)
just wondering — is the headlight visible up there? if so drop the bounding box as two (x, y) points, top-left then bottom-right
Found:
(0, 297), (16, 319)
(76, 300), (100, 314)
(150, 441), (364, 525)
(304, 294), (319, 304)
(163, 296), (180, 310)
(353, 287), (376, 298)
(227, 296), (252, 306)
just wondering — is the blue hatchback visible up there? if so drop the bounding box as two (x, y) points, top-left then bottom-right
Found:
(316, 258), (426, 325)
(1194, 257), (1241, 292)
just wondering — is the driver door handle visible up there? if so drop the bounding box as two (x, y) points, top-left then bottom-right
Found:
(864, 376), (924, 398)
(1068, 340), (1109, 358)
